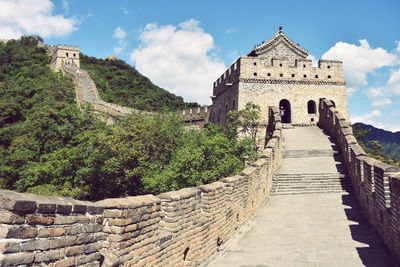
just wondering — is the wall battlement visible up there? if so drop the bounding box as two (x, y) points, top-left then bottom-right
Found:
(318, 98), (400, 262)
(182, 106), (212, 128)
(0, 108), (283, 266)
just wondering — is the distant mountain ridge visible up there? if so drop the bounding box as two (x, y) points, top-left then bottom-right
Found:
(353, 122), (400, 161)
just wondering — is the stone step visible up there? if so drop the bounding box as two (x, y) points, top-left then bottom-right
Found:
(274, 174), (347, 180)
(273, 189), (348, 195)
(275, 183), (350, 189)
(284, 149), (338, 158)
(274, 181), (350, 188)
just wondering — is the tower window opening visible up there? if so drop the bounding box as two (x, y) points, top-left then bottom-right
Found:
(280, 73), (283, 77)
(303, 64), (306, 68)
(253, 72), (257, 76)
(328, 75), (331, 79)
(303, 74), (307, 78)
(315, 75), (318, 78)
(291, 74), (295, 78)
(267, 73), (271, 76)
(254, 62), (257, 66)
(327, 66), (331, 69)
(307, 100), (316, 114)
(279, 63), (283, 67)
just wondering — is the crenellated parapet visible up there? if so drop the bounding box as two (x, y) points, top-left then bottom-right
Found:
(0, 108), (283, 266)
(318, 98), (400, 261)
(182, 106), (212, 128)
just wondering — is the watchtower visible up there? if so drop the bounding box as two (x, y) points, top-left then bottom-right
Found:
(209, 28), (348, 128)
(49, 45), (80, 71)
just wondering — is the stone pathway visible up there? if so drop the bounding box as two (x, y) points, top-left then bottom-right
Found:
(206, 126), (397, 267)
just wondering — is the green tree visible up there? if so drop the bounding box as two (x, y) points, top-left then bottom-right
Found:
(227, 102), (261, 151)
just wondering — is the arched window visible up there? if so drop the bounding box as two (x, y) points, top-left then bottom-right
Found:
(232, 99), (236, 109)
(307, 100), (316, 114)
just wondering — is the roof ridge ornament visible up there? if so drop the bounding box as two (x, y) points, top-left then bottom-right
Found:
(249, 28), (308, 57)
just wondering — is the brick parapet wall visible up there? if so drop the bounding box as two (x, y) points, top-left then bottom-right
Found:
(0, 107), (282, 266)
(318, 98), (400, 261)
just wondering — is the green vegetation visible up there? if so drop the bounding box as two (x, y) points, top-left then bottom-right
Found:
(80, 54), (198, 111)
(353, 124), (400, 168)
(0, 37), (256, 201)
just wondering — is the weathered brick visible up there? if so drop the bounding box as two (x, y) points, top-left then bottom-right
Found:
(21, 239), (50, 251)
(53, 257), (75, 267)
(27, 214), (55, 225)
(0, 240), (21, 253)
(37, 227), (65, 237)
(50, 236), (77, 249)
(0, 252), (34, 265)
(65, 244), (86, 256)
(0, 190), (36, 212)
(0, 225), (37, 238)
(35, 249), (61, 262)
(0, 210), (25, 224)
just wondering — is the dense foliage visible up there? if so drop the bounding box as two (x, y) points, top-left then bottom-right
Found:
(353, 122), (400, 161)
(353, 124), (400, 167)
(0, 37), (255, 201)
(80, 54), (198, 111)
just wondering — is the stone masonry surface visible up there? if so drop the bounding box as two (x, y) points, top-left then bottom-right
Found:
(206, 126), (397, 266)
(0, 108), (283, 266)
(1, 100), (400, 266)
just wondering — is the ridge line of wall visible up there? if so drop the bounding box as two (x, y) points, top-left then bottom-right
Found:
(318, 98), (400, 262)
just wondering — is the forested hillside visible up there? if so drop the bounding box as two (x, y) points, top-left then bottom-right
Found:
(80, 54), (198, 111)
(0, 37), (254, 201)
(353, 123), (400, 167)
(353, 123), (400, 161)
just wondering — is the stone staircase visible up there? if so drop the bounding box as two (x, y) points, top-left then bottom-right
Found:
(272, 126), (350, 196)
(273, 173), (351, 195)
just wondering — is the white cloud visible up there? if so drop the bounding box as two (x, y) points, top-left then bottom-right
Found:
(306, 54), (318, 67)
(346, 87), (357, 96)
(387, 68), (400, 95)
(121, 7), (129, 15)
(351, 109), (400, 132)
(113, 26), (127, 54)
(61, 0), (70, 14)
(130, 19), (226, 104)
(365, 87), (384, 99)
(226, 28), (237, 34)
(350, 109), (381, 125)
(372, 98), (392, 108)
(0, 0), (77, 39)
(113, 27), (127, 40)
(322, 39), (398, 88)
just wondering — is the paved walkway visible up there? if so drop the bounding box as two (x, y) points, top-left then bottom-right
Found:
(206, 126), (397, 267)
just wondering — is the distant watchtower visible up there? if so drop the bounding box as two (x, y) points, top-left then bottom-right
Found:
(49, 45), (80, 71)
(209, 28), (348, 128)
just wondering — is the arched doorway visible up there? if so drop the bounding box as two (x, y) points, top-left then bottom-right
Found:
(307, 100), (316, 114)
(279, 99), (291, 123)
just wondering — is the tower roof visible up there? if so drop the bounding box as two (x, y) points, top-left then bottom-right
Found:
(249, 28), (309, 58)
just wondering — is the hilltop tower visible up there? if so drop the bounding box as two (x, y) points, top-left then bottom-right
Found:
(209, 28), (348, 128)
(49, 45), (80, 71)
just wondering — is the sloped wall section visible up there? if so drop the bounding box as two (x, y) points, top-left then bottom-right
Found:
(0, 107), (282, 266)
(318, 98), (400, 261)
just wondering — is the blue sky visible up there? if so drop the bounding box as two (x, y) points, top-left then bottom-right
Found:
(1, 0), (399, 131)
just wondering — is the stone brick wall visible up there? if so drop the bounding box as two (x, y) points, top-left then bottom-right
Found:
(318, 98), (400, 262)
(0, 192), (104, 266)
(0, 107), (283, 266)
(182, 106), (212, 128)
